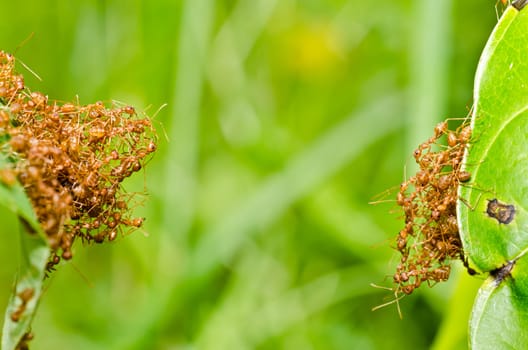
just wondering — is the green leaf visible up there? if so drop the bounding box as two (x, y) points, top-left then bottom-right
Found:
(0, 180), (49, 349)
(458, 5), (528, 349)
(459, 6), (528, 272)
(469, 257), (528, 349)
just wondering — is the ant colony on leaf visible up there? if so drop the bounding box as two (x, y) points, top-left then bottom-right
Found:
(0, 51), (157, 275)
(378, 119), (474, 309)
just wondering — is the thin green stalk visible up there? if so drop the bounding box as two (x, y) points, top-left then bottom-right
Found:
(430, 267), (481, 350)
(407, 0), (452, 167)
(160, 0), (215, 239)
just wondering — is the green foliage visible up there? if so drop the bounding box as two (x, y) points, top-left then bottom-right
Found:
(0, 172), (49, 349)
(2, 225), (48, 350)
(0, 0), (502, 349)
(458, 6), (528, 349)
(459, 7), (528, 271)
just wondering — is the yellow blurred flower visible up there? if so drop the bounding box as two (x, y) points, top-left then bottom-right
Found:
(281, 21), (345, 79)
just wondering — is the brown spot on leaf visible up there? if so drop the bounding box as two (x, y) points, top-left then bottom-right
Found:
(486, 198), (515, 224)
(490, 260), (515, 286)
(513, 0), (528, 11)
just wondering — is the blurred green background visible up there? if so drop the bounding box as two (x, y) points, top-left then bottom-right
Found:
(0, 0), (503, 349)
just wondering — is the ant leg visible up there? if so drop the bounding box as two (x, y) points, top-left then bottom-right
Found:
(369, 185), (400, 205)
(460, 252), (478, 276)
(458, 191), (484, 212)
(370, 283), (404, 319)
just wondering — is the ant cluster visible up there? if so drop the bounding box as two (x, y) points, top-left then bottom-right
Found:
(0, 51), (156, 272)
(393, 120), (471, 296)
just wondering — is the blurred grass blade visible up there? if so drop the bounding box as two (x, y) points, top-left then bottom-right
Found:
(196, 262), (377, 349)
(114, 93), (405, 350)
(407, 0), (451, 163)
(430, 268), (481, 350)
(191, 94), (404, 277)
(162, 0), (216, 232)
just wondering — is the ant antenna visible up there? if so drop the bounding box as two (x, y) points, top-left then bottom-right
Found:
(69, 262), (94, 288)
(18, 60), (42, 82)
(13, 33), (34, 55)
(12, 33), (42, 82)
